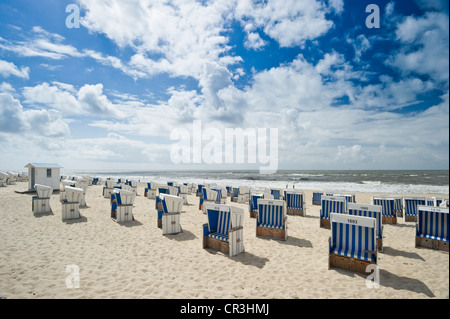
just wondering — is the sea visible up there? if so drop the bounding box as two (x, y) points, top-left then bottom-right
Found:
(71, 169), (450, 195)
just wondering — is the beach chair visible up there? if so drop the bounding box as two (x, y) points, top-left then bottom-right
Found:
(320, 196), (346, 229)
(103, 179), (116, 198)
(0, 172), (8, 187)
(270, 188), (282, 200)
(312, 192), (323, 205)
(157, 194), (184, 234)
(328, 213), (378, 275)
(392, 196), (403, 217)
(404, 197), (427, 222)
(256, 199), (288, 241)
(348, 203), (383, 252)
(230, 187), (239, 202)
(196, 184), (204, 197)
(415, 206), (449, 252)
(202, 204), (244, 257)
(178, 184), (189, 205)
(432, 197), (448, 208)
(238, 186), (250, 204)
(111, 189), (135, 222)
(284, 189), (305, 216)
(226, 186), (233, 197)
(60, 179), (76, 202)
(32, 184), (53, 215)
(199, 188), (219, 212)
(372, 197), (397, 224)
(61, 186), (84, 220)
(249, 193), (264, 218)
(74, 181), (88, 208)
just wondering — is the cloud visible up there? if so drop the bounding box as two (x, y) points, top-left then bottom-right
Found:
(0, 59), (30, 79)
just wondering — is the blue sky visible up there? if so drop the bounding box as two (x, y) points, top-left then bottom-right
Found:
(0, 0), (448, 172)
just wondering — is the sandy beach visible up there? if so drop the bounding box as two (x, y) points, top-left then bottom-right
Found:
(0, 181), (448, 299)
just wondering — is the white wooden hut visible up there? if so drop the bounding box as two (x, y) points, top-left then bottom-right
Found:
(24, 163), (62, 191)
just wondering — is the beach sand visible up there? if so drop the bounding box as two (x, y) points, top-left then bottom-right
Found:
(0, 182), (448, 299)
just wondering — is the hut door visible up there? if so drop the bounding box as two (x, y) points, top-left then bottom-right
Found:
(31, 168), (35, 189)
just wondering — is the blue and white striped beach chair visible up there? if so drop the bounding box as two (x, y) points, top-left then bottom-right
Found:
(111, 189), (135, 222)
(348, 203), (383, 251)
(202, 204), (245, 257)
(284, 189), (305, 216)
(249, 193), (264, 218)
(270, 188), (282, 200)
(416, 206), (449, 252)
(328, 213), (378, 274)
(320, 196), (346, 229)
(312, 192), (323, 205)
(256, 199), (287, 241)
(196, 184), (204, 197)
(157, 194), (184, 234)
(199, 188), (219, 212)
(372, 197), (397, 224)
(404, 197), (427, 222)
(230, 187), (239, 202)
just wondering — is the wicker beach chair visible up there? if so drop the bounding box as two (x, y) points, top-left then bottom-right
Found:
(348, 203), (383, 251)
(320, 196), (346, 229)
(157, 194), (184, 234)
(32, 184), (53, 215)
(61, 186), (84, 220)
(284, 189), (305, 216)
(256, 199), (288, 241)
(404, 197), (427, 222)
(202, 204), (244, 257)
(111, 189), (135, 222)
(328, 213), (378, 274)
(415, 206), (449, 252)
(372, 197), (397, 224)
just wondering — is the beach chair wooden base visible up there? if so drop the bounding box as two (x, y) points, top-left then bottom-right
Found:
(405, 215), (417, 222)
(395, 210), (403, 218)
(312, 201), (321, 206)
(203, 236), (230, 255)
(328, 253), (376, 275)
(287, 208), (304, 216)
(320, 218), (331, 229)
(111, 205), (134, 223)
(382, 216), (397, 224)
(62, 202), (81, 220)
(250, 210), (257, 218)
(256, 226), (286, 241)
(377, 238), (383, 252)
(32, 197), (52, 215)
(415, 237), (449, 252)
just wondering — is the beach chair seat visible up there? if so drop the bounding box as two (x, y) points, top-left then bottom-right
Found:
(372, 197), (397, 224)
(320, 196), (346, 229)
(249, 193), (263, 218)
(61, 186), (84, 220)
(415, 206), (449, 252)
(111, 189), (135, 222)
(32, 184), (53, 215)
(312, 192), (323, 205)
(328, 213), (378, 275)
(404, 197), (426, 222)
(202, 204), (244, 257)
(284, 189), (305, 216)
(157, 194), (184, 234)
(256, 199), (287, 241)
(348, 203), (383, 251)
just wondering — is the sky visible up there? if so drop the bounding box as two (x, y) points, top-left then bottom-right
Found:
(0, 0), (449, 173)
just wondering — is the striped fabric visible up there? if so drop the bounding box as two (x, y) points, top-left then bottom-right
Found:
(250, 194), (263, 212)
(417, 206), (449, 242)
(320, 197), (346, 220)
(330, 221), (377, 262)
(207, 208), (231, 242)
(312, 192), (323, 203)
(257, 202), (285, 229)
(393, 197), (402, 213)
(348, 207), (382, 240)
(404, 198), (426, 217)
(285, 192), (304, 210)
(427, 199), (435, 206)
(372, 198), (395, 218)
(271, 189), (281, 200)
